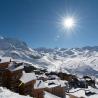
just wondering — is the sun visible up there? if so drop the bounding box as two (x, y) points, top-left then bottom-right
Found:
(57, 12), (80, 35)
(63, 17), (75, 29)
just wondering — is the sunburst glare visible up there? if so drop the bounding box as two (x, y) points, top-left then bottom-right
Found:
(57, 11), (81, 36)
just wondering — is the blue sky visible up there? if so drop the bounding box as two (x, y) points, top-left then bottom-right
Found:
(0, 0), (98, 48)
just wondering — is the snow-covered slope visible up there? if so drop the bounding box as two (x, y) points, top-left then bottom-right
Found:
(0, 87), (32, 98)
(34, 47), (98, 76)
(0, 36), (98, 77)
(0, 37), (41, 61)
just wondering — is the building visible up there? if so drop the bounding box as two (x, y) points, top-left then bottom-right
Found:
(6, 62), (24, 92)
(33, 80), (45, 98)
(19, 71), (37, 96)
(0, 60), (24, 92)
(0, 61), (10, 86)
(44, 80), (67, 98)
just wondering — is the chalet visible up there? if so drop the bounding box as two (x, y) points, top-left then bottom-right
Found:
(19, 71), (37, 96)
(0, 61), (10, 86)
(33, 80), (45, 98)
(0, 60), (24, 92)
(44, 80), (67, 98)
(6, 62), (24, 92)
(0, 58), (12, 70)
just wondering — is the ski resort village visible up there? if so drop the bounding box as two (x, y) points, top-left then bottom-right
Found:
(0, 55), (98, 98)
(0, 0), (98, 98)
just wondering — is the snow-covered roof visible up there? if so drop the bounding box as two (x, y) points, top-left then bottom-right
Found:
(34, 79), (67, 89)
(8, 62), (24, 71)
(20, 71), (37, 83)
(67, 86), (98, 98)
(9, 65), (24, 71)
(0, 57), (12, 63)
(34, 80), (45, 89)
(45, 80), (67, 88)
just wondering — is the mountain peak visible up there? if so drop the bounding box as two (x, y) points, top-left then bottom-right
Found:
(0, 36), (28, 50)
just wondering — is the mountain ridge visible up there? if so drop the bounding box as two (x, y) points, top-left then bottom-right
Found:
(0, 36), (98, 77)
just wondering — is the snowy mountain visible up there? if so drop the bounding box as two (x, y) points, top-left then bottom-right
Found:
(34, 47), (98, 76)
(0, 36), (98, 77)
(0, 36), (41, 61)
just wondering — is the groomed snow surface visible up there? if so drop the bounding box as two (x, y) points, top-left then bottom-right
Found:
(66, 87), (98, 98)
(0, 87), (32, 98)
(0, 87), (62, 98)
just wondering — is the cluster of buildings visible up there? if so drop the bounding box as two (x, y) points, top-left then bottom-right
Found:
(0, 59), (96, 98)
(0, 60), (67, 98)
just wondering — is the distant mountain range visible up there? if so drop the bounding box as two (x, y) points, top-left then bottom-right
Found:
(0, 36), (98, 77)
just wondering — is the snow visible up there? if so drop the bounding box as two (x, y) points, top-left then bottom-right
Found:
(34, 79), (67, 89)
(8, 62), (24, 71)
(1, 37), (98, 98)
(34, 80), (45, 89)
(0, 57), (12, 63)
(0, 38), (98, 77)
(0, 37), (98, 77)
(20, 71), (36, 83)
(44, 91), (61, 98)
(45, 80), (67, 88)
(67, 87), (98, 98)
(38, 73), (48, 79)
(0, 87), (32, 98)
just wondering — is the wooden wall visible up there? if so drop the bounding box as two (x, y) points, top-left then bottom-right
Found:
(4, 69), (23, 92)
(45, 86), (65, 98)
(19, 80), (36, 96)
(32, 88), (44, 98)
(0, 62), (10, 68)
